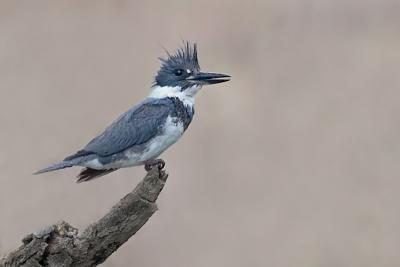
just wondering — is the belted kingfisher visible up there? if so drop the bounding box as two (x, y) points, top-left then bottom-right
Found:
(35, 42), (230, 182)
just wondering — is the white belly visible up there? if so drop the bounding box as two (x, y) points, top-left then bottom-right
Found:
(110, 116), (184, 168)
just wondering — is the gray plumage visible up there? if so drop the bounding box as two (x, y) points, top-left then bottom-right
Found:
(35, 97), (194, 179)
(35, 42), (229, 182)
(67, 98), (187, 159)
(155, 43), (200, 89)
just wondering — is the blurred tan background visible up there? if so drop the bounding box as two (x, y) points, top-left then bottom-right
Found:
(0, 0), (399, 266)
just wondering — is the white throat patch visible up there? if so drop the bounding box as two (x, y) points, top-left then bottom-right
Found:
(148, 85), (201, 107)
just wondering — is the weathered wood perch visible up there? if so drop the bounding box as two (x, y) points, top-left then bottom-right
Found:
(0, 166), (168, 267)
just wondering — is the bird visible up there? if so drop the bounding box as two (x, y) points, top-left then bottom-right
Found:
(34, 42), (230, 182)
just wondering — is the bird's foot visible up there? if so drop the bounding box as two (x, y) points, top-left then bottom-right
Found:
(144, 159), (165, 172)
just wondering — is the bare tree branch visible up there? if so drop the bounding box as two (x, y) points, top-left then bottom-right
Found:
(0, 166), (168, 267)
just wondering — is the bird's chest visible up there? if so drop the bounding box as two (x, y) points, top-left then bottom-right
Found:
(168, 97), (194, 131)
(123, 116), (184, 165)
(156, 116), (185, 149)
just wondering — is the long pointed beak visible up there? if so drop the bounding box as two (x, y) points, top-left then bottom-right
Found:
(188, 72), (231, 85)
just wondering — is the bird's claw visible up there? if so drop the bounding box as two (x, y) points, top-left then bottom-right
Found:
(144, 159), (165, 172)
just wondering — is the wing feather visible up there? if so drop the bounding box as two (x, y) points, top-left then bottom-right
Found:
(69, 98), (173, 158)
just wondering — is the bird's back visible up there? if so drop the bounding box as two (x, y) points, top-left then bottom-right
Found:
(65, 97), (194, 165)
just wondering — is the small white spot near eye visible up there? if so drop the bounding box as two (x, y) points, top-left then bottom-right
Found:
(186, 69), (191, 74)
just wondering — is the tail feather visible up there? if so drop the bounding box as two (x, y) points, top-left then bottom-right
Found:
(34, 161), (74, 175)
(76, 168), (118, 183)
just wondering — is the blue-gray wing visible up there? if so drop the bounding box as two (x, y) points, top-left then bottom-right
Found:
(68, 99), (173, 159)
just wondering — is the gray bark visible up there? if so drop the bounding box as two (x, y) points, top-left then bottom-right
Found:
(0, 166), (168, 267)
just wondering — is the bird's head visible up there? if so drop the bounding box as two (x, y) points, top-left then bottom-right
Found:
(153, 42), (230, 98)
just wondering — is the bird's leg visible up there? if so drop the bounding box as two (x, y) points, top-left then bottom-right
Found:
(144, 159), (165, 172)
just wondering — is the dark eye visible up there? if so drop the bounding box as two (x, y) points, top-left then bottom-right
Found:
(174, 69), (183, 76)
